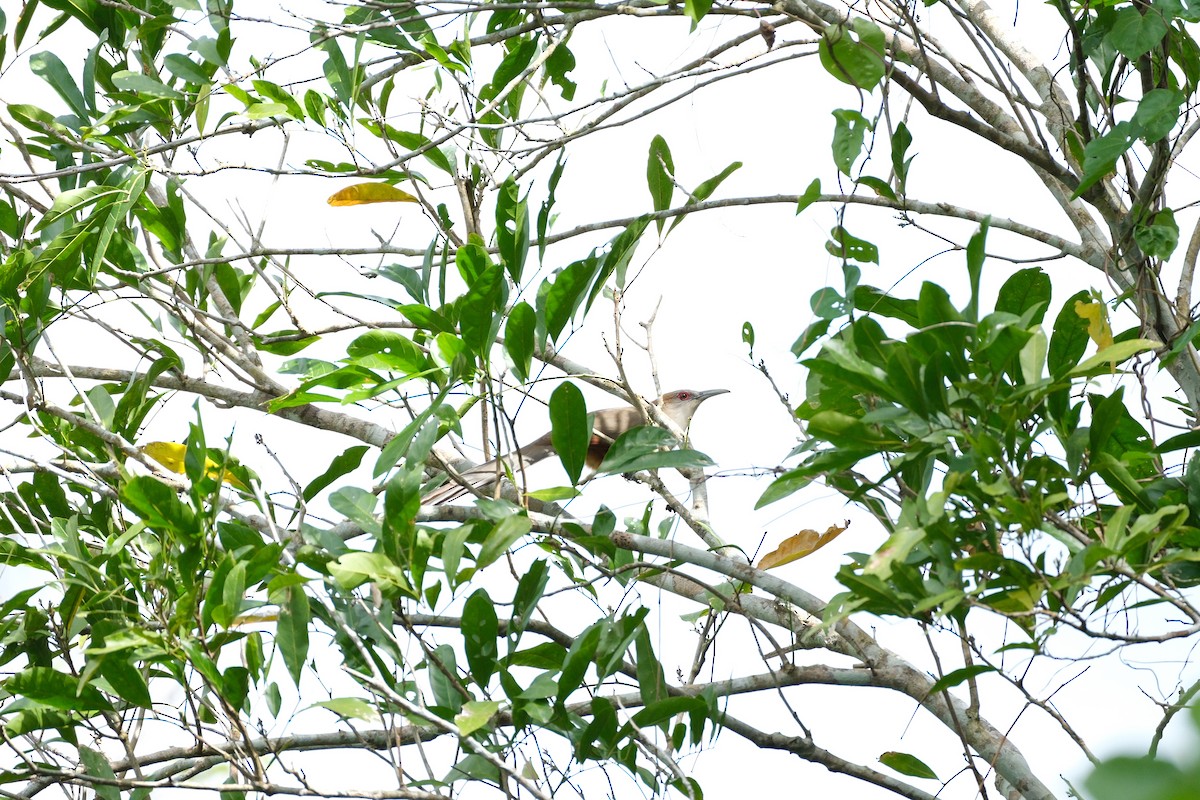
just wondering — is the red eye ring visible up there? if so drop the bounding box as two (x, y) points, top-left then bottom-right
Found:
(677, 391), (691, 400)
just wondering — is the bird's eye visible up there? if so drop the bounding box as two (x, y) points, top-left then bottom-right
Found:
(677, 391), (691, 400)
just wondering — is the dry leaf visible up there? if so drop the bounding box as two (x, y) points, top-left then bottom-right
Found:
(757, 521), (849, 569)
(1074, 300), (1113, 349)
(759, 19), (776, 50)
(327, 183), (418, 206)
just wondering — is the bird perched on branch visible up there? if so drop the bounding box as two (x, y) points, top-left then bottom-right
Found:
(422, 388), (728, 505)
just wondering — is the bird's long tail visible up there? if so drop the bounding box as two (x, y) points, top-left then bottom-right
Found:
(421, 439), (556, 505)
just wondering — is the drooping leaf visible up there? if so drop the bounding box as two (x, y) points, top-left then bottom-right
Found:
(646, 134), (675, 233)
(831, 109), (870, 175)
(275, 584), (310, 687)
(549, 382), (589, 485)
(819, 20), (886, 90)
(327, 183), (419, 206)
(1074, 300), (1113, 349)
(1048, 290), (1092, 375)
(462, 589), (499, 686)
(757, 522), (849, 569)
(504, 301), (536, 382)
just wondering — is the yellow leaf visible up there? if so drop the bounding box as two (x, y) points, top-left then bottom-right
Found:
(140, 441), (249, 491)
(327, 183), (418, 206)
(757, 521), (849, 570)
(1074, 300), (1113, 349)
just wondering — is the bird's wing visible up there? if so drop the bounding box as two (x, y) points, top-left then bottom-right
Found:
(421, 435), (557, 505)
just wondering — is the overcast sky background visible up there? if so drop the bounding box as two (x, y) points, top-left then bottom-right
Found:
(2, 1), (1198, 797)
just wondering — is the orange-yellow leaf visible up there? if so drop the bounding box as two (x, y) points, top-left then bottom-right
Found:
(1074, 300), (1113, 349)
(327, 183), (418, 206)
(757, 521), (849, 570)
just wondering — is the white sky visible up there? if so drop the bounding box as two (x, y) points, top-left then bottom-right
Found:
(1, 1), (1198, 798)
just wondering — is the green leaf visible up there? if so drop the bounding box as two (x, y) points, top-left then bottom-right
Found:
(6, 667), (113, 712)
(593, 217), (649, 298)
(595, 427), (715, 475)
(511, 558), (550, 634)
(1132, 88), (1185, 143)
(1086, 756), (1193, 800)
(995, 267), (1051, 323)
(1047, 290), (1092, 375)
(462, 589), (499, 686)
(35, 185), (122, 232)
(1074, 122), (1135, 198)
(544, 40), (577, 100)
(634, 626), (668, 706)
(831, 109), (870, 175)
(495, 178), (530, 282)
(30, 52), (88, 119)
(819, 20), (886, 90)
(477, 514), (532, 569)
(329, 486), (380, 533)
(855, 175), (896, 200)
(121, 476), (197, 540)
(796, 178), (821, 214)
(854, 285), (919, 325)
(1108, 6), (1168, 59)
(275, 585), (310, 687)
(891, 122), (913, 193)
(112, 70), (184, 99)
(504, 301), (536, 382)
(539, 258), (596, 344)
(428, 644), (466, 714)
(80, 747), (120, 800)
(646, 134), (675, 233)
(455, 700), (501, 735)
(346, 330), (428, 373)
(669, 160), (742, 233)
(251, 79), (304, 119)
(459, 263), (505, 358)
(927, 664), (997, 694)
(557, 623), (601, 704)
(328, 552), (412, 592)
(549, 382), (589, 485)
(964, 220), (988, 322)
(826, 226), (879, 264)
(1069, 338), (1158, 375)
(164, 53), (211, 85)
(684, 0), (713, 26)
(311, 697), (382, 723)
(879, 751), (938, 780)
(1134, 208), (1179, 260)
(303, 445), (369, 502)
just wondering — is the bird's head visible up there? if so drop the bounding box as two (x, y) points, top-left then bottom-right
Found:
(656, 388), (729, 428)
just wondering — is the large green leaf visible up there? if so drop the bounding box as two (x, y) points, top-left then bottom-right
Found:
(595, 427), (715, 475)
(462, 588), (499, 686)
(549, 382), (589, 485)
(647, 134), (675, 233)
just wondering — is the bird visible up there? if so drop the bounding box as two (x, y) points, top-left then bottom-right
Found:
(421, 388), (728, 505)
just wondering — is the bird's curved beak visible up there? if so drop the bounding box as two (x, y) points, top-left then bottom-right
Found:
(695, 389), (730, 402)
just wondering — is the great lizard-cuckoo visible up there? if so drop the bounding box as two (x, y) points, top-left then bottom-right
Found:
(422, 388), (728, 505)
